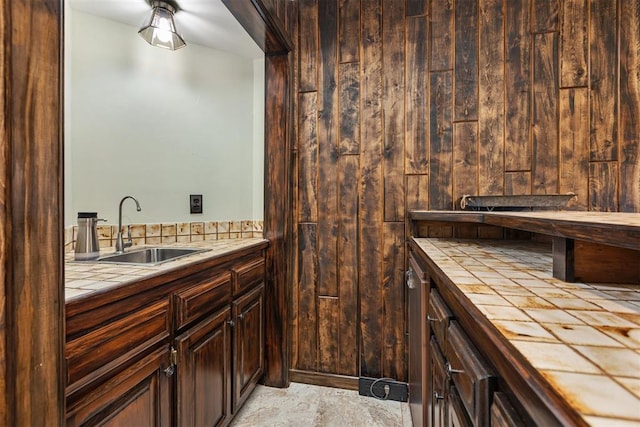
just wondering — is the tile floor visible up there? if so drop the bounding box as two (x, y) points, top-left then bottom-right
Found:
(230, 383), (413, 427)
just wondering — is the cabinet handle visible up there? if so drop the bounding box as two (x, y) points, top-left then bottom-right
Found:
(434, 391), (444, 400)
(427, 316), (437, 322)
(406, 268), (416, 289)
(238, 313), (245, 320)
(446, 362), (464, 375)
(227, 320), (235, 328)
(163, 365), (175, 377)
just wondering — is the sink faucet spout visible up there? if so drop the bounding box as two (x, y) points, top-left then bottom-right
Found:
(115, 196), (142, 253)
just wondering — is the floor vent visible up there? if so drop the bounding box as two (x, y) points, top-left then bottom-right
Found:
(358, 377), (408, 402)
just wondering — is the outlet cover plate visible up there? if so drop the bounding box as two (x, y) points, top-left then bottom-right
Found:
(190, 194), (203, 214)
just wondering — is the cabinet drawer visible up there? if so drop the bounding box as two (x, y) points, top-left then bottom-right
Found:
(446, 321), (496, 427)
(66, 299), (170, 389)
(232, 257), (265, 296)
(428, 288), (454, 347)
(491, 392), (526, 427)
(174, 272), (232, 330)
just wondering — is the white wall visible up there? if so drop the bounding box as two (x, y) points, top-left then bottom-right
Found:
(64, 7), (264, 226)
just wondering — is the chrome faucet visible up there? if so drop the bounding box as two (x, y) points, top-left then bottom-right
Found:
(115, 196), (142, 253)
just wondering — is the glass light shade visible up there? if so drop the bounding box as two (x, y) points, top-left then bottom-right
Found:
(138, 2), (186, 50)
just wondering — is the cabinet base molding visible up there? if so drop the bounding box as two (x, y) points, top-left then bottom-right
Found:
(288, 370), (359, 390)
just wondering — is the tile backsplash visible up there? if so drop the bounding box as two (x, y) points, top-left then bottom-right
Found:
(65, 220), (263, 252)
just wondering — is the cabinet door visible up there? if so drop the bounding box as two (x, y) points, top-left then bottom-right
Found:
(232, 284), (265, 412)
(431, 337), (448, 427)
(176, 307), (232, 427)
(408, 253), (429, 427)
(66, 346), (172, 427)
(448, 385), (473, 427)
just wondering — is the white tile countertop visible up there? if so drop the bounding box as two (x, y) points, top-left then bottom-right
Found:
(413, 238), (640, 426)
(65, 238), (267, 302)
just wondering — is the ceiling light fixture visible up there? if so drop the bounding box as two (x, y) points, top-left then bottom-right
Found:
(138, 0), (186, 50)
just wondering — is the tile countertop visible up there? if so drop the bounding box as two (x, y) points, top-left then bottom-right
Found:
(413, 238), (640, 427)
(65, 238), (267, 302)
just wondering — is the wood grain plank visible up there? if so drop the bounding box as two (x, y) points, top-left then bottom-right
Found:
(406, 174), (429, 210)
(478, 0), (505, 195)
(338, 155), (359, 376)
(339, 0), (360, 63)
(505, 172), (532, 195)
(532, 0), (559, 33)
(559, 88), (589, 210)
(589, 0), (618, 161)
(405, 15), (429, 174)
(406, 0), (428, 17)
(339, 62), (360, 155)
(453, 122), (478, 203)
(359, 0), (384, 379)
(382, 222), (406, 381)
(299, 0), (318, 92)
(560, 0), (588, 88)
(505, 0), (531, 171)
(454, 0), (478, 121)
(383, 0), (406, 222)
(532, 32), (559, 194)
(619, 0), (640, 212)
(4, 1), (64, 425)
(296, 224), (318, 371)
(298, 92), (319, 222)
(589, 162), (619, 211)
(429, 71), (454, 209)
(430, 0), (454, 71)
(318, 297), (339, 373)
(317, 0), (339, 297)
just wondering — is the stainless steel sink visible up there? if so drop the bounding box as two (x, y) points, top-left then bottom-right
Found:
(97, 247), (209, 265)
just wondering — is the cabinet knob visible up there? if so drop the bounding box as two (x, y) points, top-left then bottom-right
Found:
(227, 320), (235, 328)
(434, 391), (444, 400)
(406, 268), (416, 289)
(238, 313), (245, 321)
(427, 315), (437, 323)
(163, 365), (175, 377)
(446, 361), (464, 376)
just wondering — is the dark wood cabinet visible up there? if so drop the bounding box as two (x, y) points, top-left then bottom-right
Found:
(176, 307), (233, 427)
(232, 284), (265, 412)
(65, 243), (268, 427)
(66, 346), (172, 426)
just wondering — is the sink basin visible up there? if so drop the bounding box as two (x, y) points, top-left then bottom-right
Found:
(98, 247), (209, 265)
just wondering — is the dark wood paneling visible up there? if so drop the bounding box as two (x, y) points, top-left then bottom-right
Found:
(298, 0), (318, 92)
(505, 0), (531, 172)
(619, 0), (640, 213)
(589, 0), (618, 161)
(478, 0), (504, 195)
(338, 155), (359, 376)
(532, 32), (559, 195)
(407, 174), (430, 211)
(505, 172), (532, 196)
(297, 224), (318, 371)
(560, 0), (588, 88)
(429, 71), (453, 210)
(406, 0), (428, 17)
(359, 0), (384, 379)
(454, 0), (478, 121)
(589, 162), (619, 212)
(532, 0), (559, 33)
(1, 0), (64, 425)
(382, 222), (406, 381)
(298, 92), (318, 222)
(339, 0), (360, 63)
(406, 15), (429, 175)
(453, 122), (478, 202)
(339, 62), (360, 155)
(383, 0), (406, 222)
(318, 296), (340, 373)
(430, 0), (454, 71)
(559, 88), (589, 209)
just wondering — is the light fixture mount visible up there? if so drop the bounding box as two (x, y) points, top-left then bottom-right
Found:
(138, 0), (186, 50)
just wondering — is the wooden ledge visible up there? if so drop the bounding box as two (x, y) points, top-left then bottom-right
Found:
(409, 210), (640, 284)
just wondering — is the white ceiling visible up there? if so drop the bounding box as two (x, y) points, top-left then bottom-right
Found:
(68, 0), (264, 59)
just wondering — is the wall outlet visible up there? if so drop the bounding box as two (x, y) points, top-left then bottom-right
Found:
(358, 377), (408, 402)
(190, 194), (203, 214)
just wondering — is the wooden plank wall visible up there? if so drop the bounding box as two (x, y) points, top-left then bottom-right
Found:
(288, 0), (640, 382)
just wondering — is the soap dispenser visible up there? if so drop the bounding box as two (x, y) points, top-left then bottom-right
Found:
(75, 212), (105, 261)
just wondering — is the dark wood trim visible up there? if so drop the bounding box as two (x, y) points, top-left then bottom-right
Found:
(289, 369), (359, 391)
(223, 0), (293, 388)
(552, 237), (575, 281)
(0, 0), (65, 424)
